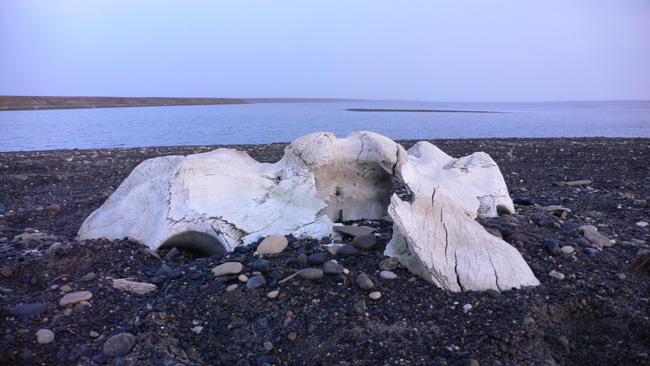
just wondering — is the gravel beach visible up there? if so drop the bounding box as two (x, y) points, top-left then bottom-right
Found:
(1, 137), (649, 366)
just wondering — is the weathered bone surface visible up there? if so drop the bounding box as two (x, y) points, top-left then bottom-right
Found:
(386, 191), (540, 291)
(78, 131), (539, 291)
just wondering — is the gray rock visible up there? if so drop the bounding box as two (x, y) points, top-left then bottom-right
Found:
(333, 225), (376, 238)
(583, 230), (612, 248)
(10, 303), (47, 316)
(323, 260), (344, 275)
(36, 329), (55, 344)
(252, 259), (273, 272)
(574, 237), (591, 247)
(296, 253), (309, 268)
(523, 316), (535, 325)
(356, 273), (374, 290)
(103, 333), (137, 357)
(80, 272), (97, 281)
(155, 265), (173, 277)
(164, 247), (180, 260)
(584, 247), (599, 255)
(485, 227), (503, 238)
(308, 252), (328, 266)
(379, 270), (397, 279)
(548, 270), (565, 280)
(544, 239), (561, 256)
(354, 299), (366, 314)
(246, 275), (267, 290)
(299, 268), (324, 280)
(336, 245), (360, 258)
(379, 257), (399, 271)
(352, 234), (377, 250)
(485, 289), (501, 298)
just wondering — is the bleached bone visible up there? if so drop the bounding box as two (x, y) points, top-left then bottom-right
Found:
(77, 131), (538, 291)
(386, 191), (540, 291)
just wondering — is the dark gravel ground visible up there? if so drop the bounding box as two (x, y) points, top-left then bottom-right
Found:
(1, 137), (649, 366)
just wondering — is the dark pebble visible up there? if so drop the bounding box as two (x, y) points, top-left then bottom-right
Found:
(10, 303), (47, 316)
(252, 259), (273, 272)
(150, 276), (166, 285)
(103, 333), (137, 357)
(336, 245), (360, 258)
(308, 252), (328, 265)
(543, 239), (561, 256)
(247, 275), (266, 290)
(156, 264), (173, 277)
(353, 234), (377, 250)
(485, 289), (501, 298)
(513, 197), (534, 205)
(257, 355), (276, 366)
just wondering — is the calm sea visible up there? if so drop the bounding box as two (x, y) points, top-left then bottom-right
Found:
(1, 100), (649, 152)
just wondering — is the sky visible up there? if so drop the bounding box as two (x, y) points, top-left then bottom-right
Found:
(1, 1), (649, 102)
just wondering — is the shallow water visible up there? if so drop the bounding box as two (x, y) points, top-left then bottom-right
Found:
(1, 100), (649, 152)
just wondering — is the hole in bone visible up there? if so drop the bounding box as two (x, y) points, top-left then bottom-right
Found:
(497, 204), (512, 215)
(160, 231), (226, 256)
(314, 163), (395, 222)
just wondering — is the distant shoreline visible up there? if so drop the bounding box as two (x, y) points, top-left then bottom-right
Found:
(347, 108), (502, 113)
(0, 96), (354, 111)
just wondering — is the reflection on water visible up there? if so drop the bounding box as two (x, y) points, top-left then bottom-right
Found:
(1, 100), (649, 151)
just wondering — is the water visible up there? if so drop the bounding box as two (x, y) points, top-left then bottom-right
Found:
(1, 100), (649, 152)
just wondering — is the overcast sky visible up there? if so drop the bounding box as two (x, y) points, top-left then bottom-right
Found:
(1, 1), (649, 102)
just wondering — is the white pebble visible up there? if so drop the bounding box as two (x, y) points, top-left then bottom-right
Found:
(380, 270), (397, 279)
(36, 329), (55, 344)
(462, 304), (472, 313)
(369, 291), (381, 300)
(267, 290), (279, 299)
(226, 284), (238, 292)
(238, 274), (249, 282)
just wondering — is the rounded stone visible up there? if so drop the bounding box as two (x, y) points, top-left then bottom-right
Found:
(211, 262), (243, 276)
(485, 289), (501, 298)
(323, 260), (344, 275)
(10, 303), (47, 317)
(267, 290), (279, 299)
(352, 234), (377, 250)
(226, 284), (238, 292)
(287, 332), (297, 341)
(298, 268), (324, 280)
(238, 274), (249, 282)
(379, 257), (399, 271)
(380, 270), (397, 279)
(356, 273), (374, 290)
(263, 341), (274, 352)
(369, 291), (381, 300)
(252, 259), (273, 272)
(327, 244), (341, 256)
(103, 333), (137, 357)
(543, 239), (561, 256)
(296, 253), (309, 268)
(246, 275), (266, 290)
(549, 270), (565, 280)
(336, 245), (360, 258)
(561, 246), (575, 254)
(308, 252), (328, 266)
(60, 291), (92, 307)
(257, 235), (288, 255)
(36, 329), (55, 344)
